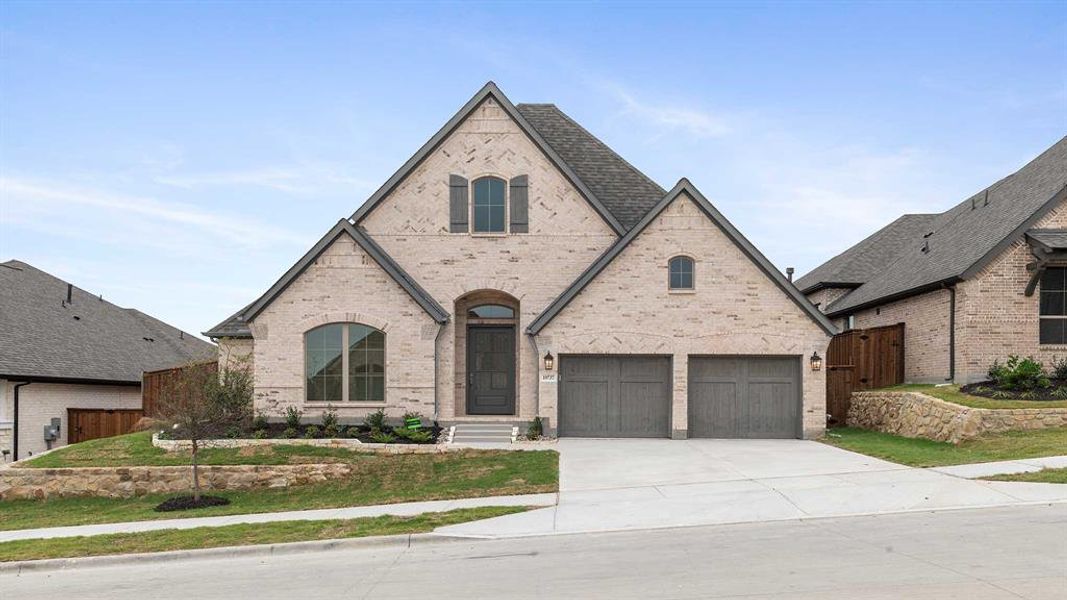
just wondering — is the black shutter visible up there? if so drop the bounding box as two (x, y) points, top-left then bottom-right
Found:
(449, 175), (468, 233)
(509, 175), (529, 233)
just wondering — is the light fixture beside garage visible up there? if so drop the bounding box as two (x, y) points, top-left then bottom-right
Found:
(543, 351), (554, 371)
(810, 351), (822, 371)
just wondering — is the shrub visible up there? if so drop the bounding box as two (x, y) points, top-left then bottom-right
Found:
(252, 413), (270, 431)
(991, 390), (1013, 400)
(527, 416), (544, 440)
(225, 426), (243, 439)
(404, 429), (433, 443)
(281, 426), (298, 439)
(321, 406), (339, 430)
(988, 355), (1050, 391)
(1052, 356), (1067, 380)
(1053, 387), (1067, 400)
(285, 406), (303, 429)
(252, 429), (268, 439)
(363, 409), (387, 431)
(303, 425), (320, 439)
(347, 426), (363, 438)
(1018, 390), (1038, 401)
(370, 430), (396, 444)
(323, 424), (343, 438)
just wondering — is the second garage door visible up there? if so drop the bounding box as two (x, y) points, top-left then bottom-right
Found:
(688, 356), (801, 439)
(559, 356), (671, 438)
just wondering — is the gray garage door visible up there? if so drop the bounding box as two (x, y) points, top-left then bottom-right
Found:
(559, 356), (671, 438)
(688, 356), (801, 439)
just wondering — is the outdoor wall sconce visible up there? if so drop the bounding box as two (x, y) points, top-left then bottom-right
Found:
(810, 351), (822, 372)
(544, 351), (555, 371)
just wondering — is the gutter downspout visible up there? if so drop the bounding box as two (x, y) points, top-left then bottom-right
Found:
(528, 332), (541, 424)
(432, 322), (448, 423)
(13, 381), (31, 461)
(946, 284), (956, 383)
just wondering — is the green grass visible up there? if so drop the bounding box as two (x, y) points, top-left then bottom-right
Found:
(879, 384), (1067, 410)
(982, 468), (1067, 484)
(2, 444), (558, 531)
(20, 431), (389, 468)
(0, 506), (527, 563)
(821, 427), (1067, 467)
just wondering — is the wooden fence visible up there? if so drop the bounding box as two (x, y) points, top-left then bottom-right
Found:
(67, 408), (144, 444)
(826, 323), (905, 426)
(142, 361), (218, 417)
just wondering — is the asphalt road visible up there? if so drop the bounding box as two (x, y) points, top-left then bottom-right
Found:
(5, 504), (1066, 599)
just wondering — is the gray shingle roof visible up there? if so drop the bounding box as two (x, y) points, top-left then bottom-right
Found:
(516, 103), (665, 230)
(817, 136), (1067, 316)
(1026, 228), (1067, 250)
(0, 260), (216, 383)
(795, 214), (938, 292)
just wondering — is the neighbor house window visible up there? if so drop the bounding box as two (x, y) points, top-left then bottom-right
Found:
(1040, 268), (1067, 344)
(305, 323), (385, 403)
(668, 256), (694, 290)
(472, 176), (506, 233)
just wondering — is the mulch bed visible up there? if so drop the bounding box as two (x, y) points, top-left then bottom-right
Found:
(169, 423), (442, 444)
(155, 495), (231, 512)
(960, 380), (1067, 402)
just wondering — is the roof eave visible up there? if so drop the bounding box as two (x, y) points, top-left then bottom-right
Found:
(824, 276), (963, 318)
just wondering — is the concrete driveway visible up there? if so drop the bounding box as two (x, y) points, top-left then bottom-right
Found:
(438, 438), (1067, 538)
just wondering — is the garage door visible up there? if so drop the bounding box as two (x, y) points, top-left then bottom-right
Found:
(688, 356), (801, 439)
(559, 356), (671, 438)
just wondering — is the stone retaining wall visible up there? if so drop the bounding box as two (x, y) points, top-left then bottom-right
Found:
(0, 463), (353, 500)
(848, 391), (1067, 444)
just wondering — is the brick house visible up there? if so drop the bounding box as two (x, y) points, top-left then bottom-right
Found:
(0, 260), (215, 461)
(798, 136), (1067, 384)
(206, 82), (835, 440)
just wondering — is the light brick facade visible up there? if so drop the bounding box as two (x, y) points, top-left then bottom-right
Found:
(235, 96), (832, 436)
(537, 194), (830, 438)
(0, 380), (141, 460)
(820, 199), (1067, 385)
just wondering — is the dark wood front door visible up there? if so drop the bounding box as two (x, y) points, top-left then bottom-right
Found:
(466, 326), (516, 415)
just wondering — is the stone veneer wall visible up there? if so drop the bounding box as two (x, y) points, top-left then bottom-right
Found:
(848, 390), (1067, 444)
(537, 192), (832, 439)
(0, 463), (353, 500)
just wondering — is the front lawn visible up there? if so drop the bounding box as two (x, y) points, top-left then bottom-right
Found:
(2, 437), (558, 531)
(0, 506), (527, 563)
(878, 384), (1067, 410)
(821, 427), (1067, 467)
(983, 468), (1067, 484)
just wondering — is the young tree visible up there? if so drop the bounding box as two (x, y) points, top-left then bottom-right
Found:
(157, 357), (253, 501)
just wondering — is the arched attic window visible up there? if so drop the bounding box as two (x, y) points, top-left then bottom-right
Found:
(472, 176), (506, 233)
(305, 323), (385, 403)
(668, 256), (695, 290)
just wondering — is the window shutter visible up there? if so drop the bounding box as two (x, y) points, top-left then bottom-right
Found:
(449, 175), (468, 233)
(509, 175), (529, 233)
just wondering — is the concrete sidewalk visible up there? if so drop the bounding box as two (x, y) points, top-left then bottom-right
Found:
(931, 455), (1067, 478)
(0, 493), (557, 542)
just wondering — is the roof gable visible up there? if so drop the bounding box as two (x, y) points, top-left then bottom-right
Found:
(350, 82), (626, 236)
(528, 179), (837, 336)
(205, 220), (449, 338)
(0, 260), (215, 382)
(824, 135), (1067, 315)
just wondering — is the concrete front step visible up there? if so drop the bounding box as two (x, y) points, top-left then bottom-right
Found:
(451, 422), (516, 444)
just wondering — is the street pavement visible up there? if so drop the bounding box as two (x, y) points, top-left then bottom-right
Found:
(4, 503), (1064, 599)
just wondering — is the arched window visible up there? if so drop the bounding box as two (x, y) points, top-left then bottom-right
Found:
(472, 176), (506, 233)
(468, 304), (515, 319)
(306, 323), (385, 403)
(668, 256), (694, 290)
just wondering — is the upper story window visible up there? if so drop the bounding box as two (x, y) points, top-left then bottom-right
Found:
(668, 256), (694, 290)
(1040, 268), (1067, 344)
(468, 304), (515, 319)
(305, 323), (385, 403)
(473, 176), (507, 233)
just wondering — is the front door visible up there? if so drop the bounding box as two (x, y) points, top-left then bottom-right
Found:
(466, 326), (516, 415)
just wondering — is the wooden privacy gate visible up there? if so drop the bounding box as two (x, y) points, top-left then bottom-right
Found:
(142, 360), (217, 417)
(826, 323), (905, 425)
(67, 408), (144, 444)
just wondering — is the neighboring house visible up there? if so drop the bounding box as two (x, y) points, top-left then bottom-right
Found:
(206, 82), (835, 440)
(798, 136), (1067, 384)
(0, 260), (215, 460)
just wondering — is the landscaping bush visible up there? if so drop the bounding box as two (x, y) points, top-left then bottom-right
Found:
(987, 355), (1050, 391)
(285, 406), (303, 430)
(393, 427), (433, 444)
(527, 416), (544, 440)
(363, 409), (387, 432)
(281, 426), (298, 439)
(252, 413), (270, 431)
(1051, 356), (1067, 380)
(303, 425), (320, 439)
(370, 430), (396, 444)
(321, 406), (339, 430)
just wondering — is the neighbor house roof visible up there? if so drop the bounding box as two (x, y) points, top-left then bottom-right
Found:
(0, 260), (216, 383)
(349, 82), (667, 234)
(803, 136), (1067, 316)
(528, 179), (837, 336)
(204, 219), (449, 338)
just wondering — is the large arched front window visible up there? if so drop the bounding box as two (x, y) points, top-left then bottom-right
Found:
(472, 176), (506, 233)
(305, 323), (385, 403)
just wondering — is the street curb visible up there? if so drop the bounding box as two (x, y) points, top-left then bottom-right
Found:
(0, 532), (478, 575)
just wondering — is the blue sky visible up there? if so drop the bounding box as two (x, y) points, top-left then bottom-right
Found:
(2, 1), (1064, 339)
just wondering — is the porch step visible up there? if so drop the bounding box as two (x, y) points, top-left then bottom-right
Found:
(450, 422), (517, 444)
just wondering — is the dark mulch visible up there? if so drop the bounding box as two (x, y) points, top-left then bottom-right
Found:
(168, 423), (442, 444)
(961, 380), (1067, 401)
(155, 495), (232, 512)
